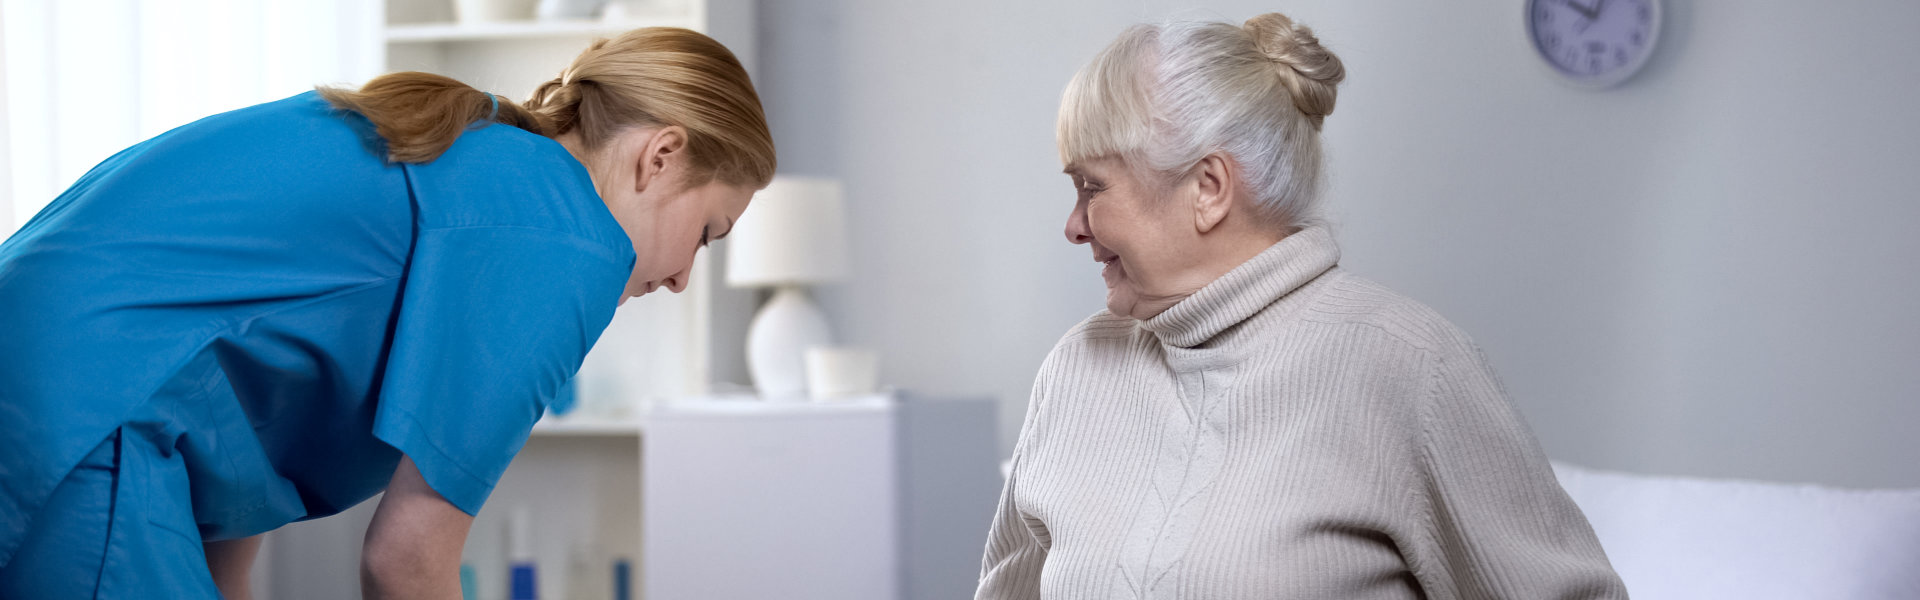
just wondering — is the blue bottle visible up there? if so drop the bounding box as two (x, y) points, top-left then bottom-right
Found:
(613, 558), (632, 600)
(509, 507), (538, 600)
(510, 562), (538, 600)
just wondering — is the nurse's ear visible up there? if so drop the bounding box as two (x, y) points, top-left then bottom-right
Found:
(632, 125), (690, 193)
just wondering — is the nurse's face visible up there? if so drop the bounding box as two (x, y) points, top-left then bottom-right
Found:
(583, 126), (755, 303)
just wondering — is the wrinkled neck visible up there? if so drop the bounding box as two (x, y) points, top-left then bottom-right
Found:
(1139, 225), (1340, 349)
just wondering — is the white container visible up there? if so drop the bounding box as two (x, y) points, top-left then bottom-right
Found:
(536, 0), (606, 20)
(455, 0), (538, 22)
(804, 346), (879, 402)
(603, 0), (689, 19)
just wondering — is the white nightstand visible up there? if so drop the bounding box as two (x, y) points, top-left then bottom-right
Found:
(642, 395), (902, 599)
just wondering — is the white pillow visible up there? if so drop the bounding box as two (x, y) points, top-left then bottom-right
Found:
(1551, 461), (1920, 600)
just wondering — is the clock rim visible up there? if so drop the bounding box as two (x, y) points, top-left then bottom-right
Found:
(1524, 0), (1664, 89)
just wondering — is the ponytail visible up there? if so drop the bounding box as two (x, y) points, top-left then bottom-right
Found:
(319, 27), (773, 187)
(525, 28), (774, 188)
(317, 72), (550, 164)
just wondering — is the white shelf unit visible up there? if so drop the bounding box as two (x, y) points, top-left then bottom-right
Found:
(375, 0), (753, 112)
(530, 412), (649, 436)
(385, 17), (701, 43)
(529, 395), (893, 436)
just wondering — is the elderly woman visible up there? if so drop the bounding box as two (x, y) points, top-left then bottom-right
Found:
(976, 13), (1628, 600)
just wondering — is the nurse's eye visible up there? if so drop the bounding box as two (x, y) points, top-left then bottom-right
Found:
(700, 225), (711, 248)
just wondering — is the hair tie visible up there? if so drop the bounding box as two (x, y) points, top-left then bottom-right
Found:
(486, 93), (500, 121)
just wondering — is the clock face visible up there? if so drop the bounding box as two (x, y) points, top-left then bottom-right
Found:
(1527, 0), (1661, 87)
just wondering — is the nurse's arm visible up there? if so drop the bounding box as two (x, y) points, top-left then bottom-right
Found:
(205, 534), (264, 600)
(361, 455), (474, 600)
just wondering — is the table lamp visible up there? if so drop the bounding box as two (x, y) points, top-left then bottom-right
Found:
(725, 177), (851, 398)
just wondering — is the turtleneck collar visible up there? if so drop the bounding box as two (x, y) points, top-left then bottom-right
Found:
(1139, 225), (1340, 350)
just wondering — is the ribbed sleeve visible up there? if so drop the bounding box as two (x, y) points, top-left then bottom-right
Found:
(1406, 343), (1630, 599)
(974, 226), (1627, 599)
(977, 456), (1046, 600)
(976, 353), (1058, 600)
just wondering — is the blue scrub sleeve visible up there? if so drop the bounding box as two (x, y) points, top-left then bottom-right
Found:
(372, 226), (628, 516)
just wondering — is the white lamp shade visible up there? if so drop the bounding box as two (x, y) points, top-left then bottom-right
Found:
(725, 177), (852, 288)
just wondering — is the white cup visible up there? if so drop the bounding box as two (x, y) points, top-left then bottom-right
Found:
(804, 346), (879, 402)
(455, 0), (537, 22)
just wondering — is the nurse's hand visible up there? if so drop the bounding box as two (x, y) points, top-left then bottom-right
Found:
(361, 456), (475, 600)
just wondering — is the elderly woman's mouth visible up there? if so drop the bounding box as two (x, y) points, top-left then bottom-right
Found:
(1101, 257), (1125, 285)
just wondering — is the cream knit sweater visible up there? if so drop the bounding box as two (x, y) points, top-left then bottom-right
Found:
(976, 226), (1628, 599)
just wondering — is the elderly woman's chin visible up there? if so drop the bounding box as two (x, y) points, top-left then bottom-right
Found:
(1102, 286), (1133, 319)
(1098, 267), (1149, 320)
(1101, 266), (1132, 315)
(1102, 288), (1150, 321)
(1103, 273), (1184, 320)
(1102, 263), (1182, 320)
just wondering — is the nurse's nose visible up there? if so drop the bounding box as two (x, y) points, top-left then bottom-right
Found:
(663, 265), (691, 293)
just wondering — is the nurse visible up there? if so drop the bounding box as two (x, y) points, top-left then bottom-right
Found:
(0, 27), (773, 599)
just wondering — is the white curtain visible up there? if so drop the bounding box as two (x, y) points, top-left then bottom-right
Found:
(1, 0), (381, 237)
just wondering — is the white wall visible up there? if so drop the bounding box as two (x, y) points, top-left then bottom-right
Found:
(0, 0), (380, 239)
(0, 0), (11, 234)
(757, 0), (1920, 488)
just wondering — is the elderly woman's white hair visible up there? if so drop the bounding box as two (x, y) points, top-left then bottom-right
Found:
(1058, 13), (1345, 229)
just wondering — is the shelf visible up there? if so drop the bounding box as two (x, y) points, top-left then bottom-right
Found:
(650, 394), (896, 418)
(531, 413), (646, 436)
(530, 394), (895, 435)
(386, 17), (699, 43)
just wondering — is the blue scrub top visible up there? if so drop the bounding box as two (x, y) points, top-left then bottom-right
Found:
(0, 91), (636, 564)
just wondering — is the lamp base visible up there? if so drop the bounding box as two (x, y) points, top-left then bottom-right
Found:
(746, 285), (832, 399)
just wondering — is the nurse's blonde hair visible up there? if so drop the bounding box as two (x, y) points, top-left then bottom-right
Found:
(319, 27), (774, 188)
(1058, 13), (1344, 228)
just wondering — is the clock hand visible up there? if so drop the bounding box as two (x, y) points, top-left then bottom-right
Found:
(1565, 0), (1599, 20)
(1573, 6), (1595, 33)
(1580, 0), (1610, 34)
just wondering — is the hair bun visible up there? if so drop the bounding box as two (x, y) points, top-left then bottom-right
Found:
(1244, 12), (1345, 128)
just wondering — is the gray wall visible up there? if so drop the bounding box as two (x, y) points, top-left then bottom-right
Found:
(756, 0), (1920, 488)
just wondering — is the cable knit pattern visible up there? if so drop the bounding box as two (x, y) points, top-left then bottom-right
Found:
(976, 226), (1628, 600)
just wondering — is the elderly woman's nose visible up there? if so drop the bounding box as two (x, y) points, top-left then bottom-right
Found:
(1065, 200), (1094, 245)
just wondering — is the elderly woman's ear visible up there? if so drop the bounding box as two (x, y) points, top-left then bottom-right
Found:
(1188, 152), (1241, 234)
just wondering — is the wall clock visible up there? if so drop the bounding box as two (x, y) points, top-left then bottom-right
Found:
(1527, 0), (1663, 88)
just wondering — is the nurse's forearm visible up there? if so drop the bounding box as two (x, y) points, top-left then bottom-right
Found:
(205, 534), (264, 600)
(361, 560), (462, 600)
(361, 455), (474, 600)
